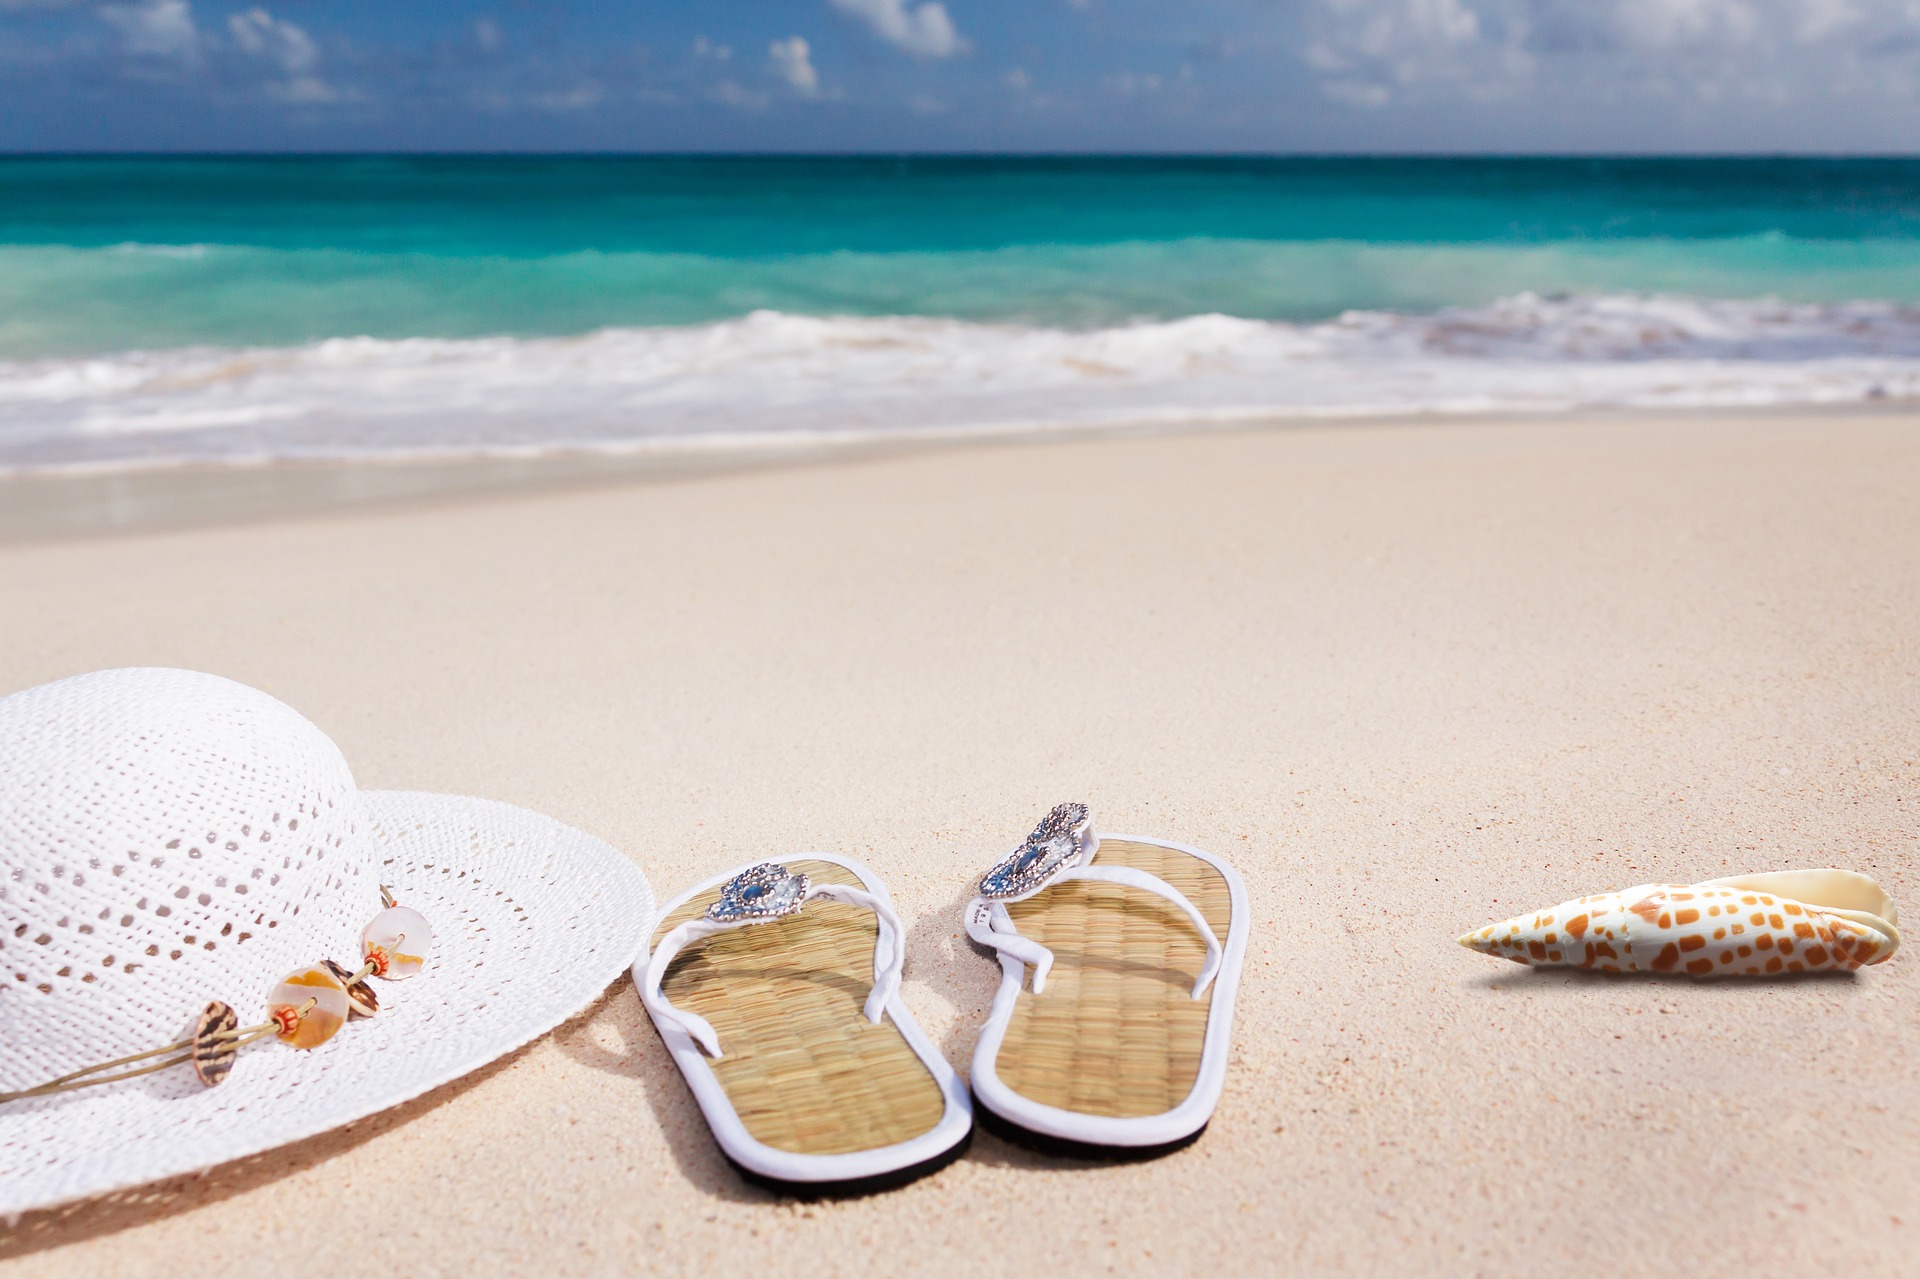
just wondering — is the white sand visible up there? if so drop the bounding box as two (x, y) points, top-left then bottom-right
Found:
(2, 410), (1917, 1275)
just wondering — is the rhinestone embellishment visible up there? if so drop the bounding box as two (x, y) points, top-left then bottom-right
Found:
(706, 862), (812, 923)
(979, 803), (1091, 900)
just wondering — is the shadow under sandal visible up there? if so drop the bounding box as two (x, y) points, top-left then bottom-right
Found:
(964, 803), (1249, 1158)
(635, 856), (972, 1195)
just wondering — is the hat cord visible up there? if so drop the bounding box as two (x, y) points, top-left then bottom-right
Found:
(1, 884), (429, 1105)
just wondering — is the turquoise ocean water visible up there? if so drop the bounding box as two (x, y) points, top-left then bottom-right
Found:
(3, 156), (1918, 470)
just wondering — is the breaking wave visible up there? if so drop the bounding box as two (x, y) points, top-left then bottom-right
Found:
(3, 292), (1916, 473)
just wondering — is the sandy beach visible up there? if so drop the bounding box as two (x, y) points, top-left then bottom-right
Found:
(2, 408), (1917, 1275)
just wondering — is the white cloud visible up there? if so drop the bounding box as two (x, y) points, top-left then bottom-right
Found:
(692, 34), (731, 61)
(711, 78), (770, 110)
(829, 0), (967, 58)
(1612, 0), (1755, 48)
(100, 0), (199, 65)
(1324, 79), (1393, 106)
(1303, 0), (1529, 105)
(769, 35), (819, 95)
(908, 91), (946, 113)
(229, 8), (314, 73)
(229, 8), (354, 105)
(1304, 0), (1920, 112)
(530, 83), (603, 112)
(270, 75), (340, 104)
(1003, 67), (1032, 90)
(474, 18), (502, 52)
(1795, 0), (1858, 38)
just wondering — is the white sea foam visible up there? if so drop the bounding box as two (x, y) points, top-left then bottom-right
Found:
(1, 293), (1916, 473)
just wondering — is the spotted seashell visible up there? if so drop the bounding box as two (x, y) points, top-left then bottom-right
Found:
(1459, 869), (1900, 977)
(190, 1000), (240, 1086)
(321, 958), (380, 1018)
(362, 904), (433, 980)
(268, 965), (350, 1048)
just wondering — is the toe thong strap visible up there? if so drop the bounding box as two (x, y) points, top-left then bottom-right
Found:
(966, 897), (1059, 990)
(643, 881), (904, 1058)
(965, 865), (1223, 999)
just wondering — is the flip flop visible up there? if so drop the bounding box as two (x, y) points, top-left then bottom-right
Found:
(636, 855), (972, 1195)
(963, 803), (1249, 1157)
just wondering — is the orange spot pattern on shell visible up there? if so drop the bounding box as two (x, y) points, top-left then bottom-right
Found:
(1466, 885), (1893, 978)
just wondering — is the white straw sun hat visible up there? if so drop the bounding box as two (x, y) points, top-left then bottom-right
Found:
(0, 667), (654, 1216)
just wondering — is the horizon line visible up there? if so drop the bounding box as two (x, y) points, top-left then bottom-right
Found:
(4, 149), (1920, 162)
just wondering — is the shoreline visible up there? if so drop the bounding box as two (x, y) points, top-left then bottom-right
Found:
(3, 399), (1913, 544)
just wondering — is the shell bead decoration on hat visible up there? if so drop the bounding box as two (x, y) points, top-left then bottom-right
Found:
(266, 966), (351, 1049)
(320, 958), (380, 1018)
(362, 903), (434, 979)
(0, 892), (435, 1100)
(1459, 869), (1900, 977)
(190, 1002), (240, 1086)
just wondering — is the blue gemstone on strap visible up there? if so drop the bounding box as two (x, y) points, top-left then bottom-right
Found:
(978, 804), (1090, 899)
(706, 862), (811, 923)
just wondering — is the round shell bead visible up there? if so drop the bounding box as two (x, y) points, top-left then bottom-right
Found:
(362, 905), (433, 980)
(268, 965), (350, 1049)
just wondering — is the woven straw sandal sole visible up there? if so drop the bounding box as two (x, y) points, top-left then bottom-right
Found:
(969, 834), (1248, 1156)
(636, 855), (971, 1194)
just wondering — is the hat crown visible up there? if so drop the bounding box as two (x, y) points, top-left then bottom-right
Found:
(0, 668), (370, 1092)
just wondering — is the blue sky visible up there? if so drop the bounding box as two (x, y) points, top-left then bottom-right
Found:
(3, 0), (1919, 152)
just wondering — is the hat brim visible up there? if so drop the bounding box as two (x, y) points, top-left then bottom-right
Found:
(0, 791), (654, 1217)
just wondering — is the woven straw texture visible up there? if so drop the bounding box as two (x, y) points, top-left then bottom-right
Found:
(0, 669), (654, 1216)
(652, 859), (946, 1156)
(997, 839), (1233, 1118)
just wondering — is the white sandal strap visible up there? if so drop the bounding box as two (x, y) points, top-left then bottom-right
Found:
(966, 871), (1222, 998)
(643, 876), (904, 1059)
(966, 897), (1057, 989)
(966, 803), (1223, 999)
